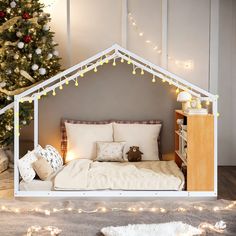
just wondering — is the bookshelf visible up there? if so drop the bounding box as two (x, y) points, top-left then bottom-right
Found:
(175, 110), (214, 191)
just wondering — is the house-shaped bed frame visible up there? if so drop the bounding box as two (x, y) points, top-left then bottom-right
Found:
(2, 44), (218, 198)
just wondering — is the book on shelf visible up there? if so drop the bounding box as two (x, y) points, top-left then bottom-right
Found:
(184, 108), (208, 115)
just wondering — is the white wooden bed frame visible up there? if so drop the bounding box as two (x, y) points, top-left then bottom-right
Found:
(1, 44), (218, 198)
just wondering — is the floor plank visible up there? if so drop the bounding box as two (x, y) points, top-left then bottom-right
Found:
(0, 166), (236, 199)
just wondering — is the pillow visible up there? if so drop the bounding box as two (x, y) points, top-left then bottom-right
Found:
(61, 119), (111, 158)
(65, 122), (113, 161)
(18, 145), (42, 182)
(32, 157), (54, 181)
(95, 141), (126, 162)
(36, 145), (63, 171)
(113, 123), (162, 160)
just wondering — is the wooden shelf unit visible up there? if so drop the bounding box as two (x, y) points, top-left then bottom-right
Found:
(175, 110), (214, 191)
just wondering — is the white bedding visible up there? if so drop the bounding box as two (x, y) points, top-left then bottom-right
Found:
(54, 160), (184, 191)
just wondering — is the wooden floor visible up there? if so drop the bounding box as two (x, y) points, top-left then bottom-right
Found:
(0, 167), (235, 199)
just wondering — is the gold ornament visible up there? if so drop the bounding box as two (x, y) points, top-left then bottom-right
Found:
(14, 67), (20, 73)
(0, 17), (20, 33)
(20, 70), (35, 83)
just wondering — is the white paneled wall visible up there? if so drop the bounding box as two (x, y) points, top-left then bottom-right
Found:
(127, 0), (162, 65)
(45, 0), (213, 90)
(168, 0), (210, 90)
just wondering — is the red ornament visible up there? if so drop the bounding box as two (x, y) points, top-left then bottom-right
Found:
(0, 11), (6, 19)
(22, 12), (31, 20)
(23, 35), (32, 43)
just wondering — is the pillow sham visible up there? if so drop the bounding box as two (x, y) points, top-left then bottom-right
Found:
(95, 141), (126, 162)
(18, 145), (42, 182)
(32, 157), (54, 181)
(36, 145), (63, 171)
(65, 122), (113, 161)
(113, 123), (162, 161)
(61, 119), (111, 158)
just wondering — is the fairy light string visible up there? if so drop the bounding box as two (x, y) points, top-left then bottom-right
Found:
(128, 12), (194, 70)
(0, 200), (235, 216)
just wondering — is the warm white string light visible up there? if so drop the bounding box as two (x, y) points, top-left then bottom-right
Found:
(1, 201), (235, 216)
(26, 225), (61, 236)
(128, 12), (194, 70)
(18, 50), (208, 106)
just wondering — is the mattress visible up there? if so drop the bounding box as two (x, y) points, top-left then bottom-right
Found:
(20, 160), (185, 191)
(55, 160), (185, 191)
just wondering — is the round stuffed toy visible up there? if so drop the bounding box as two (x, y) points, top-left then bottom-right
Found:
(126, 146), (143, 162)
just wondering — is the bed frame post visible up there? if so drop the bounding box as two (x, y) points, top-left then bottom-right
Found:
(14, 97), (20, 195)
(212, 97), (218, 196)
(34, 97), (39, 148)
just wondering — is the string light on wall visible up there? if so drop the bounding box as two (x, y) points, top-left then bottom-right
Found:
(128, 12), (194, 70)
(128, 13), (161, 55)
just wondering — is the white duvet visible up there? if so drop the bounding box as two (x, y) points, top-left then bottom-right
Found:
(54, 159), (184, 191)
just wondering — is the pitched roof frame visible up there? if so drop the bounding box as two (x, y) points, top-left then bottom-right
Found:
(14, 44), (216, 103)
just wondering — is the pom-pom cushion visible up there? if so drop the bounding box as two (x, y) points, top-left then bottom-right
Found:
(65, 122), (113, 161)
(18, 145), (42, 182)
(95, 142), (126, 162)
(113, 123), (162, 160)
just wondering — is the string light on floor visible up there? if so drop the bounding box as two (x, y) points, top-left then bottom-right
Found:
(0, 201), (235, 217)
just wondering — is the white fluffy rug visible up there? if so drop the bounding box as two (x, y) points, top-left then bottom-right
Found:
(101, 221), (202, 236)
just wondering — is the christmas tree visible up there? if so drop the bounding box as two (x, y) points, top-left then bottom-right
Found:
(0, 0), (61, 147)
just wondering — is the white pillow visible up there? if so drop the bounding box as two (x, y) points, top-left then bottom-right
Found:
(18, 145), (42, 182)
(65, 122), (113, 160)
(36, 145), (63, 171)
(113, 123), (161, 160)
(95, 141), (126, 162)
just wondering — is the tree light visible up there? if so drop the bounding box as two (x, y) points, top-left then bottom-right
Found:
(59, 84), (63, 90)
(162, 79), (166, 83)
(141, 69), (144, 75)
(206, 101), (210, 106)
(120, 58), (124, 63)
(65, 79), (69, 85)
(80, 72), (84, 77)
(94, 67), (97, 72)
(112, 59), (116, 66)
(176, 88), (180, 94)
(105, 58), (109, 64)
(132, 69), (136, 75)
(52, 90), (56, 96)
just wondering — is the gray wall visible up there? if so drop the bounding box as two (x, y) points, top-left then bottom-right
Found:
(21, 63), (180, 155)
(218, 0), (236, 165)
